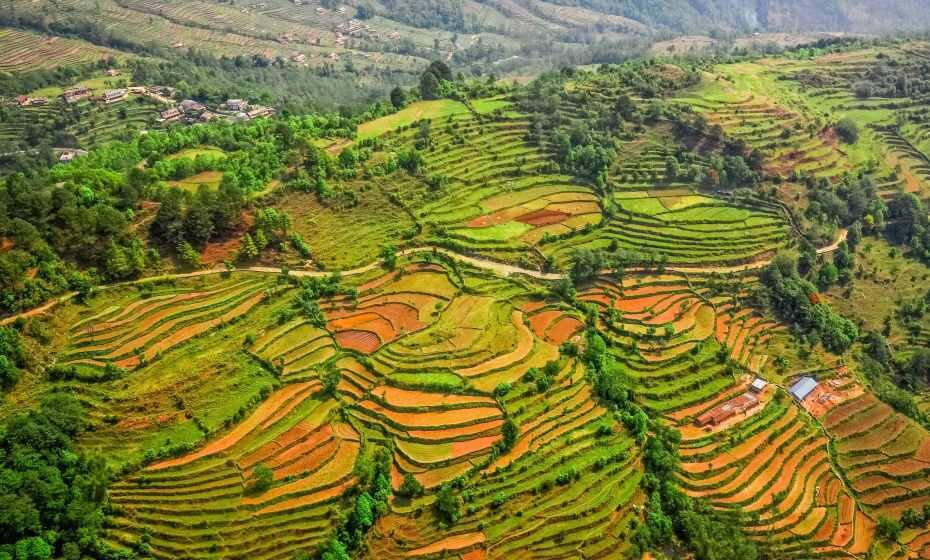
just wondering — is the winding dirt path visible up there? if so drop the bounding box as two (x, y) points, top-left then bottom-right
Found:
(0, 229), (848, 325)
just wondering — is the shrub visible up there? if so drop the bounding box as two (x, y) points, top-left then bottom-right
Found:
(250, 464), (274, 493)
(835, 118), (859, 144)
(397, 473), (424, 499)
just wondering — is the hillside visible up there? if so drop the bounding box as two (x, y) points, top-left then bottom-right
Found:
(3, 0), (929, 100)
(5, 36), (930, 560)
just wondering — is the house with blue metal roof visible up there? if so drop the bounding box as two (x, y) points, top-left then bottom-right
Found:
(789, 376), (818, 401)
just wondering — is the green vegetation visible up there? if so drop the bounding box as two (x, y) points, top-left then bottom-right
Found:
(0, 394), (111, 560)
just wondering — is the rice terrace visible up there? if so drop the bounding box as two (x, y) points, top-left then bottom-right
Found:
(6, 10), (930, 560)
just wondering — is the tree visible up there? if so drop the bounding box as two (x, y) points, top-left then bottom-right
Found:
(435, 483), (461, 524)
(322, 369), (341, 396)
(419, 71), (441, 100)
(876, 515), (902, 542)
(380, 245), (397, 270)
(176, 240), (202, 269)
(390, 86), (406, 109)
(183, 203), (215, 247)
(665, 156), (680, 181)
(615, 93), (635, 120)
(250, 464), (274, 493)
(569, 248), (604, 284)
(836, 118), (859, 144)
(397, 473), (423, 498)
(240, 233), (259, 260)
(426, 60), (452, 82)
(319, 537), (350, 560)
(501, 418), (518, 450)
(817, 263), (838, 290)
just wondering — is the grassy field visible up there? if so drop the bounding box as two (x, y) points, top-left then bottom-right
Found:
(356, 99), (471, 140)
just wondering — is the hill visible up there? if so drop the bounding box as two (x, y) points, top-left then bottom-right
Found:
(5, 37), (930, 560)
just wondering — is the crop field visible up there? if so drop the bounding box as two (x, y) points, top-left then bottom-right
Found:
(0, 92), (162, 150)
(823, 393), (930, 555)
(0, 28), (126, 72)
(288, 93), (788, 271)
(678, 400), (875, 558)
(70, 260), (651, 559)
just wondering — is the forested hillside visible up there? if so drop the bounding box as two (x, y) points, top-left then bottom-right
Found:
(547, 0), (930, 34)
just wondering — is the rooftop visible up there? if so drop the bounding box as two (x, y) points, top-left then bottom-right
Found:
(789, 376), (818, 401)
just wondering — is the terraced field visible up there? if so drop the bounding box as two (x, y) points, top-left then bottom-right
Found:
(75, 259), (644, 559)
(546, 190), (789, 267)
(677, 91), (850, 180)
(0, 28), (126, 72)
(12, 43), (930, 560)
(823, 393), (930, 557)
(287, 94), (791, 271)
(0, 91), (163, 150)
(678, 400), (875, 558)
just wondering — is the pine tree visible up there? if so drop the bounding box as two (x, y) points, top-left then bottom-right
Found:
(240, 233), (259, 260)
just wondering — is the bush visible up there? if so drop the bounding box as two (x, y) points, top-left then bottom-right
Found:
(835, 118), (859, 144)
(397, 473), (424, 499)
(250, 464), (274, 493)
(435, 483), (461, 524)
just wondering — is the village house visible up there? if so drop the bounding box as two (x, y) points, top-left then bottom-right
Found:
(224, 99), (249, 112)
(62, 86), (91, 104)
(750, 378), (768, 393)
(695, 393), (760, 428)
(179, 99), (206, 115)
(247, 106), (275, 119)
(58, 151), (76, 163)
(102, 89), (127, 104)
(30, 97), (49, 106)
(789, 376), (818, 401)
(292, 53), (306, 63)
(159, 107), (181, 122)
(14, 95), (30, 106)
(105, 68), (121, 77)
(149, 85), (176, 97)
(128, 86), (146, 94)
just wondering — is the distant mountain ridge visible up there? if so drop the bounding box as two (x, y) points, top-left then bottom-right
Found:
(532, 0), (930, 34)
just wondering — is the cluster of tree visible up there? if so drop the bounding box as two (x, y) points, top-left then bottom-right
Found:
(757, 254), (858, 353)
(567, 247), (670, 284)
(809, 240), (855, 291)
(149, 153), (225, 182)
(419, 61), (454, 101)
(0, 393), (122, 560)
(885, 193), (930, 262)
(0, 327), (25, 390)
(282, 274), (344, 332)
(150, 183), (247, 268)
(859, 330), (930, 424)
(0, 103), (358, 314)
(806, 175), (881, 228)
(314, 446), (392, 560)
(239, 208), (293, 261)
(851, 58), (930, 100)
(0, 168), (135, 312)
(379, 0), (467, 31)
(520, 71), (621, 189)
